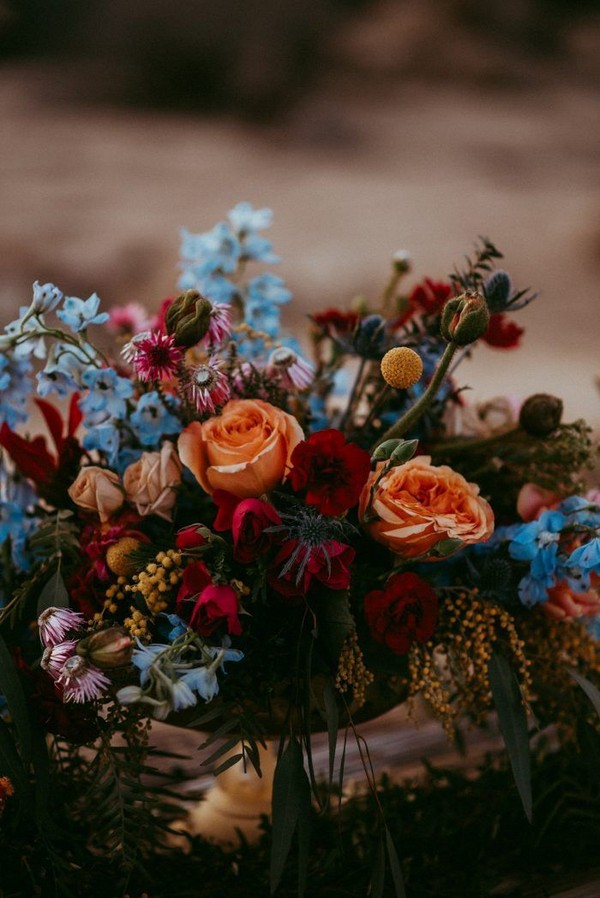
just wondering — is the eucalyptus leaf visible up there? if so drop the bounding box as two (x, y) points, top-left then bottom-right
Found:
(36, 568), (69, 615)
(569, 668), (600, 718)
(385, 827), (406, 898)
(270, 737), (311, 896)
(488, 649), (532, 822)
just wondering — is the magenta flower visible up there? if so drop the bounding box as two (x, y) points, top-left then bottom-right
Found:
(126, 331), (185, 382)
(108, 303), (153, 336)
(41, 639), (77, 677)
(266, 347), (313, 390)
(56, 655), (111, 703)
(38, 607), (86, 648)
(189, 358), (231, 413)
(201, 302), (231, 347)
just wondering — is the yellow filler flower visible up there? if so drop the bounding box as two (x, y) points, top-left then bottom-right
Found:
(380, 346), (423, 389)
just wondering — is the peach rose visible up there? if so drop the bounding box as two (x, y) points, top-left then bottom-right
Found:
(542, 579), (600, 621)
(359, 455), (494, 559)
(68, 466), (124, 523)
(123, 442), (182, 521)
(516, 483), (560, 523)
(178, 398), (304, 498)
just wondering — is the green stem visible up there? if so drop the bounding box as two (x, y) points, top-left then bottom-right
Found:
(432, 427), (525, 458)
(372, 341), (458, 449)
(340, 357), (367, 432)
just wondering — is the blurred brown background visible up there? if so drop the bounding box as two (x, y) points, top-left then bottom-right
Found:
(1, 0), (599, 423)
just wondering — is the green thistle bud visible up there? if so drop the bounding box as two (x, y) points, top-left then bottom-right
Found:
(519, 393), (563, 437)
(440, 291), (490, 346)
(165, 290), (213, 348)
(76, 627), (133, 670)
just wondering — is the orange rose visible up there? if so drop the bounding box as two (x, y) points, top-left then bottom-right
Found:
(68, 466), (124, 523)
(177, 399), (304, 498)
(123, 442), (182, 521)
(359, 455), (494, 559)
(542, 579), (600, 621)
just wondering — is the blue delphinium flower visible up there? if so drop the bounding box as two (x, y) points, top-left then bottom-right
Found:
(0, 355), (33, 427)
(0, 466), (38, 572)
(57, 293), (109, 333)
(180, 223), (242, 277)
(82, 424), (121, 465)
(130, 391), (181, 448)
(559, 495), (600, 528)
(37, 341), (95, 397)
(244, 273), (291, 338)
(30, 280), (63, 315)
(509, 510), (568, 607)
(4, 306), (47, 360)
(227, 201), (272, 234)
(79, 368), (134, 426)
(568, 537), (600, 575)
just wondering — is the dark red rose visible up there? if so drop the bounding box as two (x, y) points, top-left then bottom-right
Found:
(270, 539), (354, 599)
(411, 279), (453, 315)
(30, 670), (99, 744)
(231, 498), (282, 563)
(364, 572), (438, 655)
(176, 525), (207, 551)
(482, 313), (524, 349)
(189, 584), (242, 636)
(288, 430), (371, 517)
(176, 561), (213, 618)
(152, 296), (175, 333)
(312, 308), (358, 337)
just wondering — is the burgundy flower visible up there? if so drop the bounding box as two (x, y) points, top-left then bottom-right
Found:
(189, 584), (242, 636)
(364, 572), (438, 655)
(176, 525), (207, 551)
(212, 489), (241, 532)
(270, 539), (354, 600)
(482, 313), (524, 349)
(288, 429), (371, 517)
(312, 308), (358, 338)
(395, 279), (453, 327)
(176, 561), (213, 619)
(231, 498), (282, 563)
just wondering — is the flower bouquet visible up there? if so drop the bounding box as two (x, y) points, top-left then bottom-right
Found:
(0, 204), (599, 895)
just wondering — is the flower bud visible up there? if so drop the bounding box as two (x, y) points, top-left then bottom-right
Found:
(392, 250), (411, 274)
(31, 281), (63, 315)
(483, 270), (512, 313)
(519, 393), (563, 437)
(371, 439), (403, 461)
(165, 290), (213, 348)
(389, 439), (419, 465)
(76, 627), (133, 670)
(352, 314), (387, 358)
(440, 291), (490, 346)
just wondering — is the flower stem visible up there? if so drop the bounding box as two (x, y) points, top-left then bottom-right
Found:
(372, 341), (458, 449)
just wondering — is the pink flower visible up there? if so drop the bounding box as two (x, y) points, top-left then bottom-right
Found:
(266, 348), (314, 390)
(202, 302), (231, 347)
(108, 303), (153, 336)
(542, 580), (600, 621)
(127, 331), (184, 382)
(189, 584), (242, 636)
(516, 483), (560, 522)
(38, 607), (86, 648)
(41, 640), (77, 678)
(56, 655), (111, 703)
(189, 357), (231, 414)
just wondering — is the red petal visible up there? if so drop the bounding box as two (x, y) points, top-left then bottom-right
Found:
(34, 398), (65, 454)
(68, 392), (83, 437)
(0, 423), (56, 486)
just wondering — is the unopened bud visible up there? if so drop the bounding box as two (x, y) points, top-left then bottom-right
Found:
(440, 291), (490, 346)
(76, 627), (133, 670)
(371, 439), (403, 461)
(389, 439), (419, 465)
(31, 281), (63, 315)
(519, 393), (563, 437)
(165, 290), (213, 348)
(392, 250), (411, 274)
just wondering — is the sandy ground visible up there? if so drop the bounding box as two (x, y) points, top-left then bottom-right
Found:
(1, 60), (599, 426)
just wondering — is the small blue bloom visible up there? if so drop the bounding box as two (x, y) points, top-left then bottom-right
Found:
(241, 233), (279, 265)
(80, 368), (134, 425)
(180, 223), (242, 276)
(246, 273), (291, 308)
(180, 666), (220, 703)
(37, 341), (94, 396)
(518, 574), (550, 608)
(130, 391), (181, 448)
(5, 306), (47, 359)
(57, 293), (109, 333)
(559, 495), (600, 528)
(0, 356), (33, 427)
(228, 202), (272, 234)
(568, 537), (600, 574)
(157, 613), (189, 643)
(509, 510), (565, 580)
(31, 280), (63, 315)
(83, 424), (121, 464)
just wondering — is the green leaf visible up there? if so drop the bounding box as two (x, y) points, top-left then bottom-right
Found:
(212, 753), (244, 777)
(569, 668), (600, 718)
(36, 568), (69, 615)
(488, 649), (532, 822)
(370, 834), (386, 898)
(385, 827), (406, 898)
(323, 678), (339, 790)
(314, 590), (354, 663)
(0, 631), (33, 764)
(270, 737), (311, 896)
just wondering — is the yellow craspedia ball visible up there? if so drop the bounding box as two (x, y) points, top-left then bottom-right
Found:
(380, 347), (423, 389)
(106, 538), (143, 577)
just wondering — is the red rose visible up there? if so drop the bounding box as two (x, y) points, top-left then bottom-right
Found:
(189, 584), (242, 636)
(176, 561), (213, 619)
(289, 429), (371, 516)
(270, 539), (354, 599)
(364, 572), (438, 655)
(176, 525), (207, 551)
(312, 308), (358, 337)
(482, 313), (524, 349)
(231, 498), (282, 563)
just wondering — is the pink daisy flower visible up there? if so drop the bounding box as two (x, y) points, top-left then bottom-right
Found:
(201, 302), (231, 347)
(108, 303), (153, 337)
(38, 607), (86, 648)
(189, 358), (231, 414)
(266, 347), (314, 390)
(56, 655), (111, 703)
(126, 331), (185, 382)
(41, 640), (77, 678)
